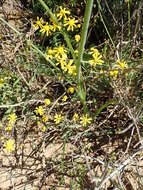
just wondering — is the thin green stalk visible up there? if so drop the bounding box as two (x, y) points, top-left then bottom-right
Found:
(97, 0), (115, 49)
(38, 0), (76, 61)
(32, 0), (34, 8)
(30, 43), (57, 69)
(76, 0), (94, 112)
(0, 17), (22, 36)
(41, 33), (46, 48)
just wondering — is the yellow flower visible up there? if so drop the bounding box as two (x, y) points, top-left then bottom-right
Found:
(62, 95), (68, 102)
(0, 78), (4, 87)
(116, 59), (127, 70)
(44, 98), (51, 106)
(45, 48), (54, 60)
(53, 45), (67, 61)
(109, 70), (119, 79)
(66, 60), (76, 75)
(35, 106), (44, 116)
(54, 45), (67, 58)
(67, 86), (75, 94)
(56, 59), (76, 75)
(33, 17), (44, 30)
(77, 24), (81, 28)
(5, 139), (15, 152)
(42, 115), (48, 123)
(64, 17), (78, 31)
(54, 45), (67, 60)
(75, 34), (80, 42)
(37, 120), (41, 125)
(8, 113), (17, 124)
(80, 114), (92, 127)
(41, 125), (47, 132)
(72, 113), (79, 122)
(68, 65), (76, 75)
(57, 6), (70, 20)
(89, 48), (104, 66)
(40, 22), (52, 36)
(5, 124), (13, 131)
(54, 114), (63, 124)
(56, 58), (67, 72)
(51, 21), (61, 32)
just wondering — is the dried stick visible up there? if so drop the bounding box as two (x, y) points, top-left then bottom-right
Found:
(94, 147), (143, 190)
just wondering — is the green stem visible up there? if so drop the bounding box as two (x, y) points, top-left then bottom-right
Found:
(0, 17), (22, 36)
(76, 0), (94, 112)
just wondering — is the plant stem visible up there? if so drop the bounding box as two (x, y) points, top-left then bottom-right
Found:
(76, 0), (94, 112)
(0, 17), (22, 36)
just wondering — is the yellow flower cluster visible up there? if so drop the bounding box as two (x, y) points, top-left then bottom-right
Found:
(33, 6), (80, 35)
(109, 70), (119, 79)
(61, 86), (75, 102)
(89, 47), (104, 67)
(53, 112), (92, 126)
(33, 17), (61, 36)
(109, 59), (127, 79)
(40, 22), (53, 36)
(35, 98), (51, 131)
(72, 113), (92, 127)
(45, 45), (76, 76)
(5, 139), (15, 153)
(35, 98), (79, 127)
(34, 97), (95, 127)
(5, 113), (17, 132)
(33, 6), (81, 74)
(57, 6), (80, 31)
(8, 113), (17, 124)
